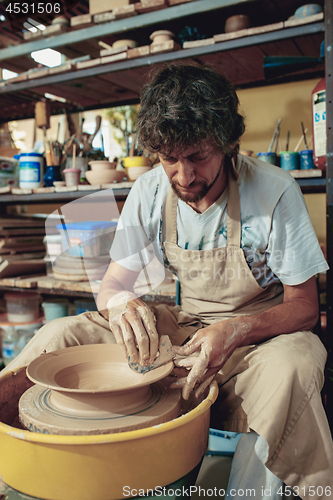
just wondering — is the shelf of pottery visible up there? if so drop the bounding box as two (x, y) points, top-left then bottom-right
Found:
(0, 0), (325, 122)
(0, 210), (177, 303)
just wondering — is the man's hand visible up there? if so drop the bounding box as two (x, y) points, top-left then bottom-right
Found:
(107, 291), (159, 366)
(171, 319), (251, 400)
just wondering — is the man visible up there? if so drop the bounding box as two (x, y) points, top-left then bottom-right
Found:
(97, 64), (333, 499)
(3, 64), (332, 499)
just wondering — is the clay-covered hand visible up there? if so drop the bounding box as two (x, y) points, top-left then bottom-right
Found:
(171, 319), (251, 400)
(107, 291), (159, 366)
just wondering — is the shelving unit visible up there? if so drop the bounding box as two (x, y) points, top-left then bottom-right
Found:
(0, 0), (326, 122)
(0, 0), (332, 423)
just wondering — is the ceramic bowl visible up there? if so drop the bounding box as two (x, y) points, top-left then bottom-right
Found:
(294, 4), (323, 18)
(88, 160), (116, 171)
(112, 39), (138, 49)
(224, 14), (251, 33)
(53, 180), (66, 187)
(26, 344), (173, 394)
(125, 166), (152, 181)
(85, 169), (125, 185)
(122, 156), (150, 168)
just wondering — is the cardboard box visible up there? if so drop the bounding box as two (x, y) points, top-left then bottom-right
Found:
(89, 0), (136, 16)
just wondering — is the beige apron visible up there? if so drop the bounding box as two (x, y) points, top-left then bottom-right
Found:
(157, 162), (333, 500)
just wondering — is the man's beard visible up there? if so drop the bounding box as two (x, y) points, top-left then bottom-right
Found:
(171, 163), (223, 203)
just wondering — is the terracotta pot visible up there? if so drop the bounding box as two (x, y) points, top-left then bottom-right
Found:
(85, 169), (125, 185)
(150, 30), (174, 44)
(88, 160), (116, 171)
(224, 14), (251, 33)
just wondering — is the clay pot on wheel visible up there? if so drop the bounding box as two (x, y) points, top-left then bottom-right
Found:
(224, 14), (251, 33)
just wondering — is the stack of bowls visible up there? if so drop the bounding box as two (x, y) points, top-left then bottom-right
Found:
(122, 157), (151, 181)
(86, 161), (125, 185)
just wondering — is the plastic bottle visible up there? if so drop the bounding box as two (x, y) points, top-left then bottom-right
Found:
(1, 326), (19, 366)
(312, 77), (326, 170)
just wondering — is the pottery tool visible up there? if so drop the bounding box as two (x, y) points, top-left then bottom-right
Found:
(286, 131), (290, 151)
(274, 124), (281, 153)
(128, 335), (174, 373)
(268, 118), (281, 153)
(294, 127), (308, 152)
(129, 132), (136, 157)
(72, 142), (76, 169)
(66, 113), (76, 138)
(35, 100), (50, 154)
(301, 121), (308, 149)
(60, 134), (76, 164)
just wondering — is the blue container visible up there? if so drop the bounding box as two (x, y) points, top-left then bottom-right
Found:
(74, 299), (97, 314)
(279, 151), (299, 171)
(299, 149), (315, 170)
(257, 152), (277, 165)
(56, 221), (117, 257)
(43, 165), (62, 187)
(42, 299), (69, 322)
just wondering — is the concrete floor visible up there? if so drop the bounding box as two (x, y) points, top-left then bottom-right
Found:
(192, 454), (233, 499)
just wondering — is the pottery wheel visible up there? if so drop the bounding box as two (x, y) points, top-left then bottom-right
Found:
(19, 381), (180, 435)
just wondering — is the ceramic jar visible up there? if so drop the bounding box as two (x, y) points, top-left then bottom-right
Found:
(63, 168), (81, 187)
(150, 30), (174, 44)
(224, 14), (251, 33)
(112, 39), (138, 49)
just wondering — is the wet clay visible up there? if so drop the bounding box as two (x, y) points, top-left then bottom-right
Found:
(19, 344), (179, 435)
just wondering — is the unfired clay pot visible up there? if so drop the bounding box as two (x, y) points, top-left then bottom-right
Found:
(19, 344), (179, 435)
(112, 39), (138, 49)
(224, 14), (251, 33)
(150, 30), (174, 44)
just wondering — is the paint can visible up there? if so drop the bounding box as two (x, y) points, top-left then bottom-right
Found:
(41, 299), (69, 322)
(279, 151), (299, 171)
(299, 149), (315, 170)
(17, 152), (44, 189)
(257, 152), (277, 165)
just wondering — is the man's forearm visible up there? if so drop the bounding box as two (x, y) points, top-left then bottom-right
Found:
(226, 294), (319, 349)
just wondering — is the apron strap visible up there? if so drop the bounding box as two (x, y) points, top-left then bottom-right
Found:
(226, 157), (242, 247)
(164, 187), (178, 245)
(164, 156), (242, 248)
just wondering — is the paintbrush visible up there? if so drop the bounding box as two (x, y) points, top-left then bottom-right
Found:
(301, 122), (308, 149)
(268, 118), (281, 153)
(294, 128), (308, 152)
(286, 131), (290, 151)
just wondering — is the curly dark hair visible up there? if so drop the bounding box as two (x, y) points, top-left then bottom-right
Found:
(137, 63), (245, 157)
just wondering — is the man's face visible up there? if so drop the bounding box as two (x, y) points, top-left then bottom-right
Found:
(158, 141), (225, 204)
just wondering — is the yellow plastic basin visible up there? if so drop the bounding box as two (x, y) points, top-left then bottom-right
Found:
(0, 368), (218, 500)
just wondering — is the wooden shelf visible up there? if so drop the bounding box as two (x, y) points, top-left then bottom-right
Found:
(0, 274), (177, 303)
(0, 186), (131, 206)
(0, 0), (325, 122)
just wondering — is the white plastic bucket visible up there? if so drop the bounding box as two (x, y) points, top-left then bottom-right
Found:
(18, 152), (44, 189)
